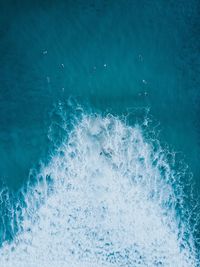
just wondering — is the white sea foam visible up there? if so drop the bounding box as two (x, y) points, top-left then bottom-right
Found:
(0, 113), (198, 266)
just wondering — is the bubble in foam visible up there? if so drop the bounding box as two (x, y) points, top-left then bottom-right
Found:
(0, 113), (199, 267)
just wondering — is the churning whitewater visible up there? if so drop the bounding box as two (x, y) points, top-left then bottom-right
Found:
(0, 113), (198, 267)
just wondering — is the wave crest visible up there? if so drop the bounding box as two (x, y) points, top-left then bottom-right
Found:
(0, 113), (198, 266)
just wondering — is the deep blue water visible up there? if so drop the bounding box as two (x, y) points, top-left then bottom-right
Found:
(0, 1), (200, 266)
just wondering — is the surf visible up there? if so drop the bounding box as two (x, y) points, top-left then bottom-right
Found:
(0, 111), (199, 266)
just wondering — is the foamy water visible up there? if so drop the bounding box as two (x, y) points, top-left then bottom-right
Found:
(0, 113), (198, 266)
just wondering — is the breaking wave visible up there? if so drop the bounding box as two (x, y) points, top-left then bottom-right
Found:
(0, 110), (199, 266)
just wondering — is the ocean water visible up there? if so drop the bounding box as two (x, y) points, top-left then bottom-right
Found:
(0, 0), (200, 266)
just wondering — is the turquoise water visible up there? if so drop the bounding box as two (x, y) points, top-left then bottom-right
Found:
(0, 0), (200, 266)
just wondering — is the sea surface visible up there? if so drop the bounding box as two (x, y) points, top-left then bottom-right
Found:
(0, 0), (200, 266)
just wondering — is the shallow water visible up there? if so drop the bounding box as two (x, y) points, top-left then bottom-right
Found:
(0, 0), (200, 266)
